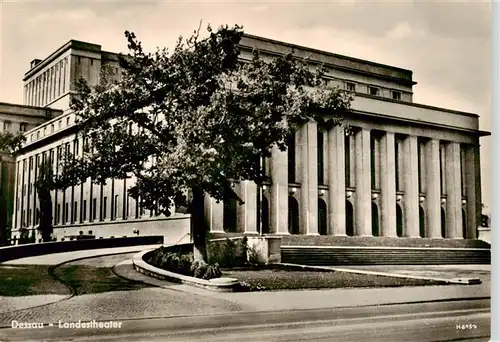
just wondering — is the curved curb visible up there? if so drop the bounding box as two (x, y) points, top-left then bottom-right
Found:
(278, 263), (483, 285)
(132, 250), (240, 292)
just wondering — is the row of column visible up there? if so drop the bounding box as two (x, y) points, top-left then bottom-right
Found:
(205, 121), (480, 239)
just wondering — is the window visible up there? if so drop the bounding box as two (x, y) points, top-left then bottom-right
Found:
(103, 196), (107, 220)
(82, 200), (87, 222)
(392, 91), (401, 101)
(73, 201), (78, 223)
(58, 120), (62, 128)
(57, 204), (61, 224)
(92, 198), (97, 220)
(66, 117), (70, 126)
(369, 87), (380, 96)
(20, 122), (28, 132)
(114, 195), (119, 219)
(36, 131), (40, 139)
(65, 202), (69, 223)
(345, 82), (356, 92)
(51, 124), (54, 133)
(3, 121), (11, 131)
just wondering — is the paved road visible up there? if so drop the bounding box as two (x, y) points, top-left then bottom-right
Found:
(0, 299), (490, 342)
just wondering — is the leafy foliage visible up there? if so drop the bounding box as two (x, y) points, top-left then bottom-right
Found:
(59, 24), (352, 212)
(54, 24), (352, 259)
(0, 132), (26, 155)
(146, 248), (222, 280)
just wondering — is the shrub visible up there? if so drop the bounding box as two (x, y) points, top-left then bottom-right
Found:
(147, 247), (222, 280)
(193, 261), (208, 278)
(208, 237), (249, 268)
(203, 263), (222, 280)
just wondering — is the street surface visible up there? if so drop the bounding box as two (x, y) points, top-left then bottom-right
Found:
(0, 299), (490, 341)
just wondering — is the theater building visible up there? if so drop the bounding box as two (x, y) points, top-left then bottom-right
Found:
(10, 34), (489, 243)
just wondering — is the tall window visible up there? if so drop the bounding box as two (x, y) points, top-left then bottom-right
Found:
(65, 202), (69, 223)
(114, 195), (119, 219)
(317, 129), (325, 185)
(287, 133), (296, 183)
(82, 200), (87, 222)
(73, 201), (78, 223)
(103, 196), (108, 220)
(92, 198), (97, 220)
(392, 91), (401, 101)
(345, 133), (351, 187)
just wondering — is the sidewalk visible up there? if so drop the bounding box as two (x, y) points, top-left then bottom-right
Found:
(114, 259), (491, 312)
(1, 245), (161, 265)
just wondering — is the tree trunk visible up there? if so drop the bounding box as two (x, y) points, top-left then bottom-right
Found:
(189, 186), (208, 261)
(38, 188), (53, 242)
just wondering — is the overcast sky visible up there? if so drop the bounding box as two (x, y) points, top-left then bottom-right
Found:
(0, 0), (492, 210)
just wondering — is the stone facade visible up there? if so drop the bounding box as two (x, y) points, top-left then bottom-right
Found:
(10, 34), (489, 243)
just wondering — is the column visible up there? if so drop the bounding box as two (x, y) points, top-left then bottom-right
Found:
(328, 125), (346, 235)
(445, 142), (463, 238)
(354, 128), (371, 236)
(464, 145), (478, 239)
(402, 135), (420, 237)
(380, 131), (397, 237)
(425, 139), (442, 238)
(299, 121), (318, 235)
(204, 194), (224, 233)
(236, 180), (258, 234)
(270, 145), (288, 234)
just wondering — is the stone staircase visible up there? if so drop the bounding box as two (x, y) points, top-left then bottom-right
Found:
(280, 236), (491, 265)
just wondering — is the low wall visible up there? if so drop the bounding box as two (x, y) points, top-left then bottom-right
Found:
(10, 215), (191, 246)
(0, 236), (164, 263)
(478, 228), (491, 244)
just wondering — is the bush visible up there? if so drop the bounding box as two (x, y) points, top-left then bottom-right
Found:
(203, 263), (222, 280)
(193, 260), (208, 278)
(146, 248), (221, 280)
(208, 237), (249, 268)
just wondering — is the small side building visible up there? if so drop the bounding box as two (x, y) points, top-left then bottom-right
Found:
(0, 102), (62, 244)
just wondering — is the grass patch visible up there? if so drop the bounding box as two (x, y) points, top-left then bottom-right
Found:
(0, 265), (69, 296)
(223, 266), (445, 291)
(54, 265), (151, 295)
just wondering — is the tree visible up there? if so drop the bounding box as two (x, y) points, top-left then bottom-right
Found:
(57, 24), (353, 260)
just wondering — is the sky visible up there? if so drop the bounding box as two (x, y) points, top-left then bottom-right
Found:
(0, 0), (492, 211)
